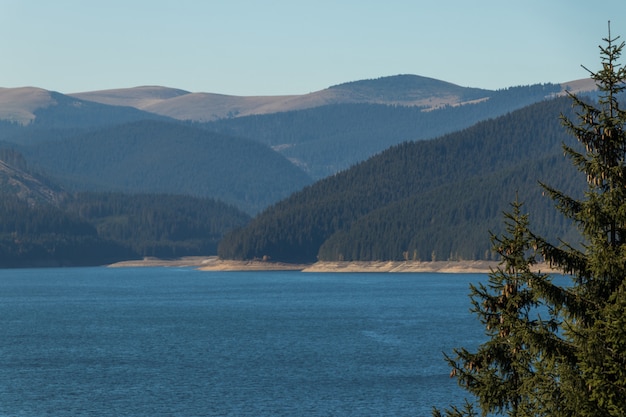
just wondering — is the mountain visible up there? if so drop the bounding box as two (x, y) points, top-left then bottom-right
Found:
(0, 148), (67, 206)
(70, 75), (596, 122)
(217, 96), (585, 263)
(0, 87), (169, 130)
(61, 192), (251, 258)
(14, 78), (571, 182)
(0, 75), (599, 266)
(0, 155), (131, 267)
(203, 81), (573, 178)
(71, 75), (494, 122)
(0, 87), (57, 125)
(15, 120), (312, 214)
(0, 75), (597, 212)
(0, 152), (251, 266)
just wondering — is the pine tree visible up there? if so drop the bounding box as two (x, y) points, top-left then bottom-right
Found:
(537, 23), (626, 417)
(435, 23), (626, 416)
(433, 201), (566, 417)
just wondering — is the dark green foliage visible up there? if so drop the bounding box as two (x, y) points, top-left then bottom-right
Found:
(535, 28), (626, 416)
(206, 83), (561, 179)
(63, 192), (250, 258)
(0, 193), (133, 267)
(318, 157), (580, 262)
(18, 120), (312, 214)
(438, 26), (626, 417)
(0, 146), (251, 266)
(0, 189), (251, 266)
(435, 201), (568, 416)
(218, 97), (584, 263)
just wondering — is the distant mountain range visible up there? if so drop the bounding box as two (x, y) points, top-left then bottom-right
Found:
(68, 75), (596, 122)
(0, 75), (597, 211)
(0, 74), (599, 265)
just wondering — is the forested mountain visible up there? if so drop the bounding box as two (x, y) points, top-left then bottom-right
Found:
(0, 192), (134, 267)
(204, 83), (563, 178)
(0, 159), (132, 267)
(0, 148), (67, 206)
(217, 96), (585, 263)
(0, 77), (591, 214)
(14, 120), (312, 214)
(0, 190), (251, 266)
(0, 152), (251, 266)
(62, 192), (250, 258)
(0, 76), (597, 267)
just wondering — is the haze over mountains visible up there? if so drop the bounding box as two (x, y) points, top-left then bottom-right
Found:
(0, 74), (599, 266)
(0, 75), (595, 208)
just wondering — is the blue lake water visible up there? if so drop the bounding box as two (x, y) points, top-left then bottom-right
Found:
(0, 267), (487, 416)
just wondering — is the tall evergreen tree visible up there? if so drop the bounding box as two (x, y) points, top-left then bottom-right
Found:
(543, 23), (626, 416)
(433, 201), (567, 417)
(435, 24), (626, 416)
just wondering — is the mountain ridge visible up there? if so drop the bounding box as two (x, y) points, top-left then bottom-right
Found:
(0, 75), (597, 125)
(68, 74), (597, 122)
(0, 74), (599, 215)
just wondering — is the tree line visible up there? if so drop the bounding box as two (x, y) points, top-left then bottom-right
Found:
(62, 192), (250, 258)
(0, 187), (250, 267)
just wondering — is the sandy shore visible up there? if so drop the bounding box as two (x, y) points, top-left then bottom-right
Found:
(301, 260), (500, 273)
(108, 256), (309, 270)
(108, 257), (562, 274)
(108, 256), (220, 268)
(109, 257), (497, 273)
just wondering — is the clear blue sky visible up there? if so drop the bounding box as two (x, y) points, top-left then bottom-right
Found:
(1, 0), (624, 95)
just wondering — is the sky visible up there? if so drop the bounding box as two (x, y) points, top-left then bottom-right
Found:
(0, 0), (624, 96)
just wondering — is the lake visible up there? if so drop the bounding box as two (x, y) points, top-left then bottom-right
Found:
(0, 267), (486, 416)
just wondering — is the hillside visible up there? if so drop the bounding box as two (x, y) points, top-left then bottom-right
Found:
(0, 156), (131, 267)
(0, 75), (597, 215)
(61, 192), (251, 258)
(15, 120), (312, 214)
(204, 83), (566, 179)
(0, 152), (251, 266)
(0, 149), (67, 206)
(0, 87), (168, 129)
(217, 96), (585, 263)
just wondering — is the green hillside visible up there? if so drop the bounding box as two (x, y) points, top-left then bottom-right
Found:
(0, 187), (249, 268)
(0, 192), (134, 267)
(0, 151), (252, 266)
(0, 190), (251, 266)
(205, 83), (562, 179)
(62, 192), (250, 258)
(217, 96), (584, 263)
(18, 120), (312, 214)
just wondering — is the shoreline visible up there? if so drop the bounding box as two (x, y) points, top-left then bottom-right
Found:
(108, 257), (560, 274)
